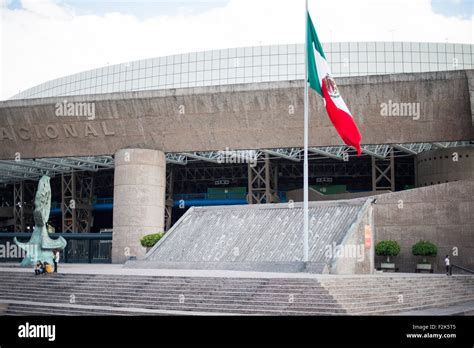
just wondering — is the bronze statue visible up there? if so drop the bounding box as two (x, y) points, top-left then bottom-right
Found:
(14, 176), (66, 266)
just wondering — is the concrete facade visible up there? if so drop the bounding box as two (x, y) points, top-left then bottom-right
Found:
(416, 146), (474, 186)
(0, 70), (473, 160)
(373, 180), (474, 272)
(112, 148), (166, 263)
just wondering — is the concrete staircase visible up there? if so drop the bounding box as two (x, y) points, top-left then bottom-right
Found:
(0, 271), (472, 315)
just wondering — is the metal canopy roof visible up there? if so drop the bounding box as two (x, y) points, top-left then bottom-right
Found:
(0, 141), (471, 184)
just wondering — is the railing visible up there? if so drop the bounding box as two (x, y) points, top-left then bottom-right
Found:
(451, 264), (474, 275)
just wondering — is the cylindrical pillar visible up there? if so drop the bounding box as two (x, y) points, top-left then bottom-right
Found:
(112, 148), (166, 263)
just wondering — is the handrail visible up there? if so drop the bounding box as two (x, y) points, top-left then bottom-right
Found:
(451, 264), (474, 274)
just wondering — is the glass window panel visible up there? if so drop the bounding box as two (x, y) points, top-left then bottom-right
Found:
(196, 52), (204, 61)
(279, 45), (288, 54)
(236, 47), (245, 57)
(139, 69), (146, 79)
(296, 53), (304, 64)
(220, 59), (228, 69)
(244, 47), (252, 56)
(204, 60), (212, 70)
(419, 62), (429, 71)
(463, 53), (471, 64)
(394, 62), (403, 72)
(288, 54), (296, 64)
(429, 52), (437, 62)
(350, 62), (358, 73)
(204, 71), (212, 80)
(454, 44), (463, 54)
(279, 55), (287, 65)
(463, 44), (471, 54)
(212, 60), (220, 69)
(204, 51), (212, 60)
(196, 71), (204, 81)
(359, 62), (368, 73)
(394, 52), (402, 61)
(253, 46), (262, 55)
(278, 65), (287, 75)
(209, 51), (219, 61)
(403, 62), (412, 72)
(228, 68), (236, 78)
(350, 52), (358, 62)
(437, 53), (447, 63)
(350, 42), (358, 51)
(244, 57), (252, 66)
(262, 66), (270, 76)
(288, 65), (296, 75)
(375, 42), (384, 51)
(359, 42), (367, 51)
(132, 79), (139, 89)
(220, 70), (228, 79)
(212, 70), (219, 80)
(368, 52), (376, 61)
(196, 61), (204, 71)
(412, 52), (420, 62)
(270, 55), (278, 65)
(403, 42), (411, 51)
(270, 66), (279, 75)
(296, 64), (304, 75)
(341, 42), (349, 51)
(367, 42), (376, 51)
(288, 44), (297, 54)
(270, 45), (279, 55)
(296, 44), (304, 53)
(403, 51), (411, 61)
(236, 67), (244, 77)
(253, 56), (262, 66)
(244, 67), (252, 76)
(262, 45), (271, 55)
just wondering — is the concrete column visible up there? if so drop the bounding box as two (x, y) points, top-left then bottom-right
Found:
(112, 148), (166, 263)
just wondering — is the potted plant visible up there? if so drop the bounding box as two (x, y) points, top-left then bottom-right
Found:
(375, 240), (400, 271)
(412, 240), (437, 273)
(140, 232), (164, 253)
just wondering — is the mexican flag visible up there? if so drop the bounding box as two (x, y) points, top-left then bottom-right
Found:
(307, 13), (362, 155)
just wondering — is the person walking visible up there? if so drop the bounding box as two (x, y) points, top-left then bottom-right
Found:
(53, 249), (60, 273)
(444, 255), (451, 276)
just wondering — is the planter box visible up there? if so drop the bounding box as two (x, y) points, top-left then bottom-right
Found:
(380, 263), (398, 272)
(416, 263), (433, 273)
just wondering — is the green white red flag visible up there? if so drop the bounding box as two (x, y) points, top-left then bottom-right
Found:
(307, 13), (362, 155)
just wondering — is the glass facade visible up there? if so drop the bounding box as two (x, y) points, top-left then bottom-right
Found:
(10, 42), (473, 100)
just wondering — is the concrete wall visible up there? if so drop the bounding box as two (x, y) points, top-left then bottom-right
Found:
(112, 148), (166, 263)
(330, 201), (375, 274)
(416, 146), (474, 186)
(0, 70), (472, 159)
(373, 180), (474, 273)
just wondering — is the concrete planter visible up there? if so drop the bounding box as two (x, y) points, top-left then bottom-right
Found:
(416, 263), (433, 273)
(380, 263), (397, 271)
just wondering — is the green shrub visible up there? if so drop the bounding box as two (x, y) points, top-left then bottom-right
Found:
(140, 233), (164, 248)
(412, 240), (437, 262)
(375, 240), (400, 262)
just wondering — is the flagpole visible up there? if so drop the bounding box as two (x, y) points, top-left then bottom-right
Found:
(303, 0), (309, 263)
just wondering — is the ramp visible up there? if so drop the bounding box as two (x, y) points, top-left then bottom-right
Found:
(138, 199), (374, 273)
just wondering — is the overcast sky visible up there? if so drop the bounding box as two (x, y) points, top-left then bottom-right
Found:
(0, 0), (472, 100)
